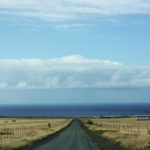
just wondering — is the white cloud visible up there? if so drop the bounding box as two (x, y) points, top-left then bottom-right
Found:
(0, 55), (150, 89)
(0, 0), (150, 22)
(54, 23), (92, 30)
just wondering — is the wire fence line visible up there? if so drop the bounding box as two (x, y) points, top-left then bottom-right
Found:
(88, 119), (150, 135)
(0, 125), (47, 141)
(0, 120), (69, 141)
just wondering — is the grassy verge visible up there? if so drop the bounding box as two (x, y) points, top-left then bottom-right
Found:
(0, 118), (72, 150)
(80, 118), (150, 150)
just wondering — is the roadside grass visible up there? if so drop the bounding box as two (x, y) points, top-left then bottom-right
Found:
(82, 124), (126, 150)
(0, 118), (72, 150)
(81, 117), (150, 150)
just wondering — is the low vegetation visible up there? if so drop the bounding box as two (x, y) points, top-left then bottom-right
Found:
(81, 117), (150, 150)
(0, 118), (72, 150)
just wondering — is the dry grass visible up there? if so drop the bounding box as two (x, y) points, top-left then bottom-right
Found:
(0, 118), (72, 150)
(81, 117), (150, 150)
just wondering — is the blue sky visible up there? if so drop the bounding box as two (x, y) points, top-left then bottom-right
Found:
(0, 14), (150, 66)
(0, 0), (150, 104)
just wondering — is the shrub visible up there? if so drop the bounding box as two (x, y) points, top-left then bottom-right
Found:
(87, 120), (93, 125)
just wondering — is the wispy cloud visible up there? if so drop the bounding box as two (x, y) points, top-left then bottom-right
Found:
(0, 0), (150, 22)
(0, 55), (150, 89)
(54, 23), (93, 30)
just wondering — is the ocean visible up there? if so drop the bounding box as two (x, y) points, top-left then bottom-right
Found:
(0, 103), (150, 117)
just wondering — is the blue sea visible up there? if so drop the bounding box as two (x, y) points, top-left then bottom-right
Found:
(0, 103), (150, 117)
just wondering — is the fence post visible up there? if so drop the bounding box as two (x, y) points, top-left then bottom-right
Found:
(147, 126), (149, 134)
(127, 124), (129, 132)
(0, 133), (2, 141)
(138, 126), (140, 135)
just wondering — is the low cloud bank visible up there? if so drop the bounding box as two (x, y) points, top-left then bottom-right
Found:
(0, 55), (150, 89)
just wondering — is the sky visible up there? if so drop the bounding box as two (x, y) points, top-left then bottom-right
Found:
(0, 0), (150, 104)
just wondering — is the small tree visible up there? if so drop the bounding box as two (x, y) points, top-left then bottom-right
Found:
(48, 123), (51, 128)
(87, 120), (93, 125)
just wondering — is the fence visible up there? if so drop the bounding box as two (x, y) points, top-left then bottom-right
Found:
(0, 125), (48, 141)
(90, 120), (150, 135)
(0, 119), (68, 141)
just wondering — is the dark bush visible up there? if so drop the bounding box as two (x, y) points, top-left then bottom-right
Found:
(87, 120), (93, 125)
(48, 123), (51, 128)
